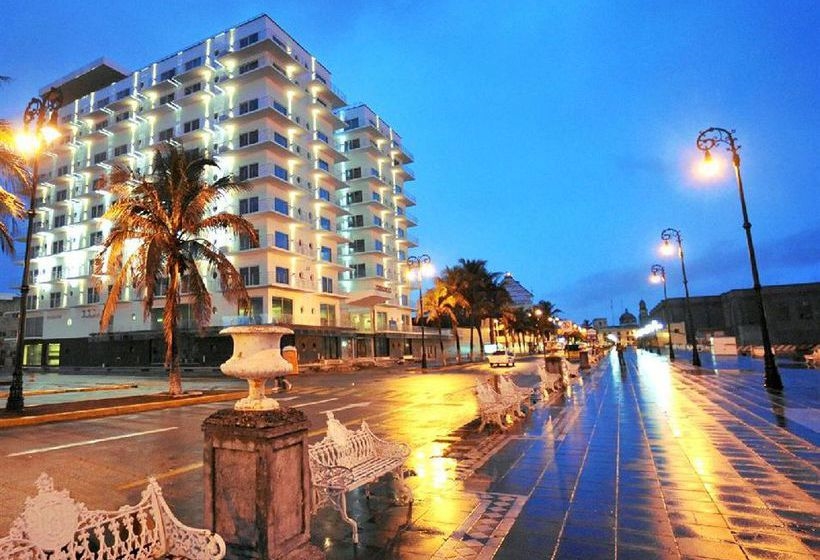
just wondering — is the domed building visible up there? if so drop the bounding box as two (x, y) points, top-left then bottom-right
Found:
(619, 308), (638, 327)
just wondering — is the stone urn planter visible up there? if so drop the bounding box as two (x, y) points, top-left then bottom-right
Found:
(219, 325), (294, 411)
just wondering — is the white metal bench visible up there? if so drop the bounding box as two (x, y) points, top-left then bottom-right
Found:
(0, 473), (226, 559)
(497, 374), (533, 416)
(536, 363), (566, 400)
(475, 381), (517, 432)
(308, 412), (413, 544)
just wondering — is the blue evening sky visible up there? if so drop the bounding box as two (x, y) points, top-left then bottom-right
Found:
(1, 1), (818, 324)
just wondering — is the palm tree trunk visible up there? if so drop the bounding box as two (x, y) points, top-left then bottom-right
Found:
(469, 321), (474, 361)
(477, 317), (485, 357)
(454, 326), (462, 363)
(438, 323), (446, 366)
(165, 267), (183, 396)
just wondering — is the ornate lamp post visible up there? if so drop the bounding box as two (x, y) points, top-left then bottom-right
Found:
(696, 127), (783, 390)
(650, 264), (676, 361)
(6, 88), (63, 413)
(660, 228), (701, 367)
(407, 254), (431, 369)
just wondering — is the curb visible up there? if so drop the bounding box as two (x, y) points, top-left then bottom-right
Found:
(0, 391), (247, 429)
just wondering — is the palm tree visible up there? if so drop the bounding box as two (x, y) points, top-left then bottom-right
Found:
(0, 91), (26, 254)
(438, 265), (471, 362)
(95, 145), (258, 395)
(533, 300), (562, 343)
(454, 258), (507, 357)
(422, 278), (469, 365)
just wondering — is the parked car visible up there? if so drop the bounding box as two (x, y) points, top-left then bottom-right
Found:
(487, 350), (515, 367)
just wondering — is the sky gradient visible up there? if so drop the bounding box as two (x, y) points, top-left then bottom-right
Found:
(1, 1), (818, 324)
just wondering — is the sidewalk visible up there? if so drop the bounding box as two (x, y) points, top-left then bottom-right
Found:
(419, 350), (819, 560)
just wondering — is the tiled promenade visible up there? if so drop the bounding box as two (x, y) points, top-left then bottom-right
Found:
(421, 350), (819, 560)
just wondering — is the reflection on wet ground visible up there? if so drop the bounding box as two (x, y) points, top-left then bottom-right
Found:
(313, 349), (819, 559)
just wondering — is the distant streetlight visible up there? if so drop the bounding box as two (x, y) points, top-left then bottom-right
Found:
(660, 228), (701, 367)
(407, 254), (432, 369)
(650, 264), (675, 361)
(696, 127), (783, 390)
(6, 87), (63, 413)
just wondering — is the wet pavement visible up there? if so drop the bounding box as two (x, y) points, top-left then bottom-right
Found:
(318, 349), (819, 559)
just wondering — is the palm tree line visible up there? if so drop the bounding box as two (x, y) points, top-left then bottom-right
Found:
(419, 258), (561, 362)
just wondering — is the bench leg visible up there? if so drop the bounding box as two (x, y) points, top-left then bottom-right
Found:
(328, 489), (359, 544)
(392, 469), (414, 505)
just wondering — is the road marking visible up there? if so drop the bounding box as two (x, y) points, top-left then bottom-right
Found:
(293, 397), (338, 408)
(117, 462), (203, 490)
(319, 402), (371, 415)
(6, 427), (179, 457)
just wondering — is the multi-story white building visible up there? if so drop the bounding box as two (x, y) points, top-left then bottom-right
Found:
(15, 14), (420, 367)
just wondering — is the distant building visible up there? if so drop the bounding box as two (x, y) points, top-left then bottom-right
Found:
(594, 309), (639, 345)
(649, 282), (820, 347)
(501, 273), (534, 308)
(0, 295), (19, 372)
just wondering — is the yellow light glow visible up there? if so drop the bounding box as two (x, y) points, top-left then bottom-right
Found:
(649, 274), (661, 284)
(660, 240), (675, 257)
(695, 150), (725, 180)
(15, 131), (40, 156)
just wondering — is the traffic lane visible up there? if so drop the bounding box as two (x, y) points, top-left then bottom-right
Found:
(0, 365), (536, 531)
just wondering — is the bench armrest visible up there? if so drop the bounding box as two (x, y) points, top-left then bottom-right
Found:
(310, 464), (355, 490)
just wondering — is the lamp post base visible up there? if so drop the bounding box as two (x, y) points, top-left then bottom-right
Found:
(764, 361), (783, 391)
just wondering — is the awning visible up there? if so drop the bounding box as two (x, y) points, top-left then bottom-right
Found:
(346, 295), (389, 307)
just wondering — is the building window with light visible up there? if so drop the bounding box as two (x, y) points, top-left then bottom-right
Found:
(275, 267), (289, 285)
(239, 130), (259, 147)
(352, 263), (366, 278)
(86, 287), (100, 304)
(240, 266), (260, 286)
(274, 165), (288, 181)
(238, 163), (259, 181)
(274, 231), (289, 250)
(320, 246), (332, 262)
(321, 277), (333, 294)
(238, 196), (258, 215)
(238, 99), (259, 115)
(49, 292), (63, 309)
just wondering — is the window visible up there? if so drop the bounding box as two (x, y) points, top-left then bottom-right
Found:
(322, 277), (333, 293)
(158, 127), (174, 141)
(159, 92), (175, 105)
(184, 56), (203, 71)
(51, 265), (63, 281)
(49, 292), (63, 308)
(316, 131), (329, 143)
(53, 214), (67, 228)
(397, 250), (406, 261)
(345, 167), (362, 180)
(348, 215), (364, 228)
(26, 294), (37, 310)
(184, 148), (200, 160)
(91, 204), (105, 218)
(372, 191), (381, 202)
(94, 151), (107, 164)
(86, 287), (100, 304)
(273, 132), (288, 148)
(274, 231), (289, 250)
(116, 88), (131, 100)
(89, 231), (103, 246)
(319, 303), (336, 326)
(273, 100), (288, 116)
(159, 68), (176, 81)
(374, 239), (383, 252)
(319, 216), (331, 231)
(352, 263), (366, 278)
(318, 188), (330, 201)
(320, 246), (332, 262)
(238, 163), (259, 181)
(57, 165), (69, 176)
(95, 120), (109, 131)
(397, 228), (406, 238)
(344, 138), (361, 151)
(183, 119), (200, 133)
(238, 60), (259, 74)
(350, 239), (365, 253)
(238, 32), (259, 49)
(271, 296), (293, 321)
(374, 216), (383, 227)
(274, 165), (288, 181)
(273, 198), (289, 215)
(115, 110), (131, 122)
(370, 168), (380, 177)
(344, 118), (359, 130)
(317, 159), (329, 171)
(376, 263), (384, 277)
(275, 267), (289, 285)
(240, 266), (260, 286)
(239, 230), (259, 250)
(184, 82), (202, 95)
(239, 130), (259, 147)
(113, 144), (128, 157)
(238, 98), (259, 115)
(239, 297), (264, 324)
(56, 190), (68, 201)
(401, 295), (409, 306)
(238, 196), (259, 215)
(97, 96), (110, 107)
(51, 240), (64, 254)
(346, 190), (363, 204)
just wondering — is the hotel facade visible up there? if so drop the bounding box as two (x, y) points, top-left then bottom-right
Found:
(15, 14), (422, 368)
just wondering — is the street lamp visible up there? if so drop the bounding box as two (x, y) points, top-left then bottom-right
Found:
(6, 87), (63, 413)
(696, 127), (783, 390)
(406, 254), (432, 369)
(650, 264), (675, 361)
(660, 228), (701, 367)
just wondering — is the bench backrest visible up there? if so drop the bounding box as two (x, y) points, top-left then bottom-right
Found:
(308, 412), (378, 470)
(497, 375), (519, 396)
(475, 381), (501, 405)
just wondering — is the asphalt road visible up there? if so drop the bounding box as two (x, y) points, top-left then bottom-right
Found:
(0, 358), (539, 533)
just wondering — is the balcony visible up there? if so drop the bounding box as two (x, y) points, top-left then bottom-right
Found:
(307, 74), (347, 109)
(308, 98), (346, 131)
(219, 129), (301, 164)
(219, 31), (302, 77)
(234, 163), (305, 195)
(393, 185), (416, 207)
(342, 138), (387, 161)
(309, 130), (347, 164)
(218, 60), (299, 92)
(389, 142), (414, 164)
(216, 95), (302, 134)
(140, 76), (181, 98)
(391, 164), (415, 182)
